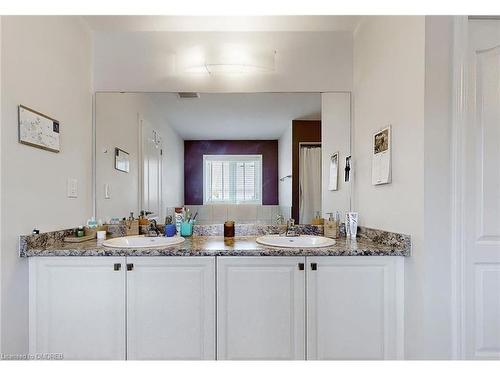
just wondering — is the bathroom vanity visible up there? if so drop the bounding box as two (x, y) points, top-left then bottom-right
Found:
(18, 90), (413, 361)
(23, 229), (408, 360)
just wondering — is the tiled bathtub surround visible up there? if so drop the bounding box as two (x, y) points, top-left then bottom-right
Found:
(19, 224), (410, 257)
(192, 223), (324, 236)
(183, 205), (282, 224)
(279, 206), (292, 220)
(143, 223), (322, 236)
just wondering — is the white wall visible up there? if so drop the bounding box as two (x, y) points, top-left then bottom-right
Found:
(95, 93), (184, 220)
(1, 16), (93, 354)
(278, 124), (292, 217)
(419, 16), (453, 359)
(353, 16), (426, 358)
(353, 16), (455, 359)
(159, 123), (184, 214)
(93, 31), (353, 93)
(321, 92), (351, 217)
(353, 16), (425, 235)
(95, 93), (141, 220)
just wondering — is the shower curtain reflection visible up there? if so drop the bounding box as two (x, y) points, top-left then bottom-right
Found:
(299, 145), (322, 224)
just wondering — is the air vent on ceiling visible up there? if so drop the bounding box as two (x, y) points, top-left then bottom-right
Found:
(178, 92), (200, 99)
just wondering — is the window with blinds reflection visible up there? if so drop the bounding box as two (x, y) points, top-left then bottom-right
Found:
(204, 155), (262, 204)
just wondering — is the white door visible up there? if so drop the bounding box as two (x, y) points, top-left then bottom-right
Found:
(217, 257), (305, 360)
(141, 117), (163, 216)
(464, 19), (500, 359)
(29, 257), (126, 360)
(306, 257), (404, 360)
(127, 257), (216, 359)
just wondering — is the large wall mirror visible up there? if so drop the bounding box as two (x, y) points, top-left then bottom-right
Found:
(94, 92), (351, 225)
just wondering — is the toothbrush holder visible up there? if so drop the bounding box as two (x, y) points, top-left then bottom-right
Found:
(180, 222), (194, 237)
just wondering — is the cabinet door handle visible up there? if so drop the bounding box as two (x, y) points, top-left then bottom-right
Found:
(113, 263), (121, 271)
(311, 263), (317, 271)
(127, 263), (134, 271)
(298, 263), (305, 271)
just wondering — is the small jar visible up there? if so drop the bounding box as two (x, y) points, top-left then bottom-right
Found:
(224, 221), (235, 238)
(76, 226), (85, 237)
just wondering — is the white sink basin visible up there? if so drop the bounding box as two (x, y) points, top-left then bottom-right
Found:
(256, 235), (335, 248)
(102, 235), (185, 249)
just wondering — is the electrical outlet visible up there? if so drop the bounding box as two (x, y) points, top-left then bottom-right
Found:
(67, 178), (78, 198)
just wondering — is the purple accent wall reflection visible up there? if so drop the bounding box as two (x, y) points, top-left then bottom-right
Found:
(184, 140), (279, 205)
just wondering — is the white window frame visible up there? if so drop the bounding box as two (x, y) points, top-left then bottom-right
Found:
(203, 154), (263, 205)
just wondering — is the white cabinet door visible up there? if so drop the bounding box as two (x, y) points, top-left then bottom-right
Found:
(29, 257), (126, 360)
(307, 256), (404, 360)
(217, 257), (305, 360)
(126, 257), (215, 360)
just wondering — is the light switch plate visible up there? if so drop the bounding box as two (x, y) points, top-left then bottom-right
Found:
(67, 178), (78, 198)
(104, 183), (111, 199)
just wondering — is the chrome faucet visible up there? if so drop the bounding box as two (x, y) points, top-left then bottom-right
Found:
(285, 218), (299, 237)
(146, 219), (161, 237)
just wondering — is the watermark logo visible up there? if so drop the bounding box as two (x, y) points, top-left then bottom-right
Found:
(1, 352), (64, 360)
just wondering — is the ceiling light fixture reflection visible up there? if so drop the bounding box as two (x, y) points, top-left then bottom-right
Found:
(177, 44), (276, 75)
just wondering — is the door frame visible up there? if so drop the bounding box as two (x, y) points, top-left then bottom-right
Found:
(139, 115), (164, 217)
(298, 142), (322, 224)
(291, 120), (321, 223)
(452, 15), (500, 360)
(448, 15), (500, 359)
(450, 15), (468, 360)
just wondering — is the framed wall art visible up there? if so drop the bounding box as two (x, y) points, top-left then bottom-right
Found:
(372, 125), (391, 185)
(115, 147), (130, 173)
(18, 105), (60, 153)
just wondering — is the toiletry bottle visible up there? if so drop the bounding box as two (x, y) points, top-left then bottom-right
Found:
(76, 226), (84, 237)
(174, 207), (184, 237)
(335, 211), (341, 238)
(312, 211), (324, 225)
(126, 212), (139, 236)
(138, 210), (150, 226)
(345, 213), (351, 238)
(348, 212), (358, 239)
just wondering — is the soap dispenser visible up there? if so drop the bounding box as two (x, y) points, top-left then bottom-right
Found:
(312, 211), (324, 225)
(324, 212), (340, 239)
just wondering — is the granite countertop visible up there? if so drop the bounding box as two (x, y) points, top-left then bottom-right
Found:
(21, 235), (410, 257)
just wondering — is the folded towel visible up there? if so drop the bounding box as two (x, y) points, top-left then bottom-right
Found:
(328, 156), (338, 191)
